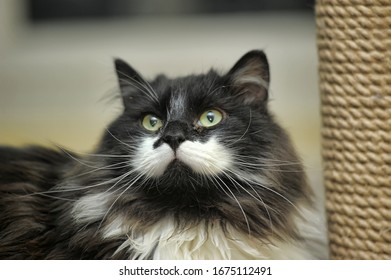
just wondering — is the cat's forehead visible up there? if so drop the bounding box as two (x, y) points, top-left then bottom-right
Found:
(152, 71), (222, 110)
(153, 71), (220, 96)
(168, 87), (187, 119)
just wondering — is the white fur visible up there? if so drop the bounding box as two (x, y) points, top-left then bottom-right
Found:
(177, 137), (232, 176)
(131, 137), (175, 177)
(102, 214), (315, 260)
(293, 201), (329, 259)
(169, 92), (186, 118)
(131, 136), (232, 177)
(72, 192), (110, 223)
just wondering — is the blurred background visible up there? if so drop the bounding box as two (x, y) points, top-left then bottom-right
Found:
(0, 0), (325, 248)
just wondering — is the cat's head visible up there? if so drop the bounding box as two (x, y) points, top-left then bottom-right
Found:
(114, 50), (269, 175)
(95, 50), (308, 232)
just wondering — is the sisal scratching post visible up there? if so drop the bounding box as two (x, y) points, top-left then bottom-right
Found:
(316, 0), (391, 259)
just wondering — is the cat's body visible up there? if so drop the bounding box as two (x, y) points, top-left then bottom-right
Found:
(0, 50), (324, 259)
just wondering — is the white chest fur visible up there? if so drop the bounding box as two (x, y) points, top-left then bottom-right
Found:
(103, 216), (313, 260)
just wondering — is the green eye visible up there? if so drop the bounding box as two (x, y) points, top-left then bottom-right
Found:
(198, 109), (223, 128)
(142, 114), (163, 131)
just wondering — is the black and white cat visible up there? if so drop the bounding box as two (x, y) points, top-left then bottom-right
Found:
(0, 50), (324, 259)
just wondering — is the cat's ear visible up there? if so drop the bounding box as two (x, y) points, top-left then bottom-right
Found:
(114, 58), (145, 101)
(226, 50), (270, 106)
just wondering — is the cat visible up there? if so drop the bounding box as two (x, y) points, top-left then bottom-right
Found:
(0, 50), (325, 259)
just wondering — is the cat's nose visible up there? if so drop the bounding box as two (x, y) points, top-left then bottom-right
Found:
(163, 132), (185, 151)
(161, 122), (187, 151)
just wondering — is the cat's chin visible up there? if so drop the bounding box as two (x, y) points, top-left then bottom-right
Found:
(163, 159), (193, 177)
(166, 159), (186, 170)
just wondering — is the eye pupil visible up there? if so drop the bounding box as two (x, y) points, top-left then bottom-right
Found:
(198, 109), (223, 128)
(150, 117), (158, 127)
(206, 112), (214, 123)
(142, 114), (163, 131)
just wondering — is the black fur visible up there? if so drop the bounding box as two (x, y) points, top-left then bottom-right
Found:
(0, 50), (312, 259)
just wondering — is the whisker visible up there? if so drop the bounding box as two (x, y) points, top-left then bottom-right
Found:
(30, 192), (77, 202)
(76, 152), (133, 158)
(105, 128), (135, 152)
(117, 71), (159, 103)
(97, 173), (145, 231)
(207, 85), (228, 96)
(233, 154), (302, 165)
(249, 128), (266, 135)
(233, 171), (300, 213)
(229, 109), (252, 145)
(204, 160), (272, 234)
(232, 160), (304, 173)
(223, 169), (274, 234)
(55, 145), (100, 168)
(213, 174), (251, 234)
(66, 161), (131, 180)
(118, 77), (158, 104)
(25, 171), (135, 197)
(102, 169), (138, 195)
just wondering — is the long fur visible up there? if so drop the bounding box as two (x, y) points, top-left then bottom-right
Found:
(0, 50), (326, 259)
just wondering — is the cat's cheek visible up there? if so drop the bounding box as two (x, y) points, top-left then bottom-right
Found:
(176, 137), (232, 176)
(131, 137), (175, 178)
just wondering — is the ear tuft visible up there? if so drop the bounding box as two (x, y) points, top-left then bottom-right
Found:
(227, 50), (270, 106)
(114, 58), (143, 89)
(114, 58), (145, 104)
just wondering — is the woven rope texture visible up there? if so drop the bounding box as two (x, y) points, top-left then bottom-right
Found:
(316, 0), (391, 259)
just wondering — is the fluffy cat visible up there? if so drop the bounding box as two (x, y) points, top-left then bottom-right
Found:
(0, 50), (324, 259)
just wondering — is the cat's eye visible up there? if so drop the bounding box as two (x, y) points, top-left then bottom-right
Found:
(198, 109), (223, 128)
(142, 114), (163, 132)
